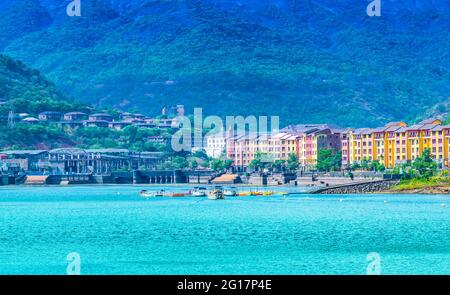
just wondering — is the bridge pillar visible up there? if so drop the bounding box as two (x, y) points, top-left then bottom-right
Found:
(133, 170), (142, 184)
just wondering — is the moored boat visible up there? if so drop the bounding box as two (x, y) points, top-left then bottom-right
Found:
(139, 190), (164, 198)
(192, 187), (207, 197)
(250, 191), (263, 196)
(164, 192), (186, 197)
(238, 191), (251, 196)
(208, 186), (225, 200)
(223, 187), (238, 197)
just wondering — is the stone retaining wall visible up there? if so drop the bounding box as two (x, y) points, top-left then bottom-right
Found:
(313, 180), (399, 194)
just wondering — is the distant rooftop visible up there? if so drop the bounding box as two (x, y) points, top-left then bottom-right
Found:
(431, 125), (450, 131)
(0, 150), (47, 155)
(420, 123), (440, 130)
(89, 113), (112, 117)
(83, 119), (110, 123)
(385, 121), (406, 127)
(405, 124), (424, 131)
(39, 111), (62, 115)
(85, 148), (130, 153)
(372, 127), (387, 133)
(282, 124), (340, 135)
(419, 118), (442, 124)
(353, 128), (373, 135)
(384, 125), (403, 132)
(65, 112), (87, 116)
(22, 117), (39, 121)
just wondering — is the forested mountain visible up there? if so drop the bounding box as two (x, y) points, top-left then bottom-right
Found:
(0, 54), (86, 114)
(1, 0), (449, 127)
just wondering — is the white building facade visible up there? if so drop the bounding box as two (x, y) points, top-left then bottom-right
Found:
(204, 133), (227, 158)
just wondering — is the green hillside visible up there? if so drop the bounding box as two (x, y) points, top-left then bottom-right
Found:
(0, 54), (88, 115)
(0, 54), (86, 149)
(0, 54), (170, 151)
(1, 0), (450, 127)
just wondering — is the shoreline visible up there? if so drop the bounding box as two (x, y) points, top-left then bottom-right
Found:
(382, 187), (450, 194)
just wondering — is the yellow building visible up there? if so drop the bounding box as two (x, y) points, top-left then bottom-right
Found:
(227, 118), (450, 171)
(346, 128), (373, 163)
(270, 132), (299, 161)
(343, 119), (450, 169)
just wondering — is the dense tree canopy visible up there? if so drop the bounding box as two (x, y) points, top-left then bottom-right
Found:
(316, 149), (341, 172)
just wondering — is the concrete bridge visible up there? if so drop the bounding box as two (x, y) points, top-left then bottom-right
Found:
(0, 175), (13, 185)
(103, 170), (216, 184)
(6, 170), (218, 185)
(132, 170), (185, 184)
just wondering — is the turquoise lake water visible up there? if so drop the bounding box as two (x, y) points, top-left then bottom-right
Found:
(0, 185), (449, 275)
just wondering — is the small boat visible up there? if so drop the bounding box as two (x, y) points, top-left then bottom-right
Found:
(250, 191), (263, 196)
(139, 190), (164, 198)
(192, 187), (207, 197)
(139, 190), (153, 198)
(223, 187), (238, 197)
(208, 186), (225, 200)
(164, 192), (186, 198)
(262, 191), (274, 196)
(238, 192), (251, 197)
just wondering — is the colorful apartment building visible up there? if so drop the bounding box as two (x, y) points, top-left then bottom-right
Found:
(226, 133), (272, 170)
(342, 118), (450, 169)
(225, 125), (342, 171)
(219, 118), (450, 171)
(269, 132), (298, 161)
